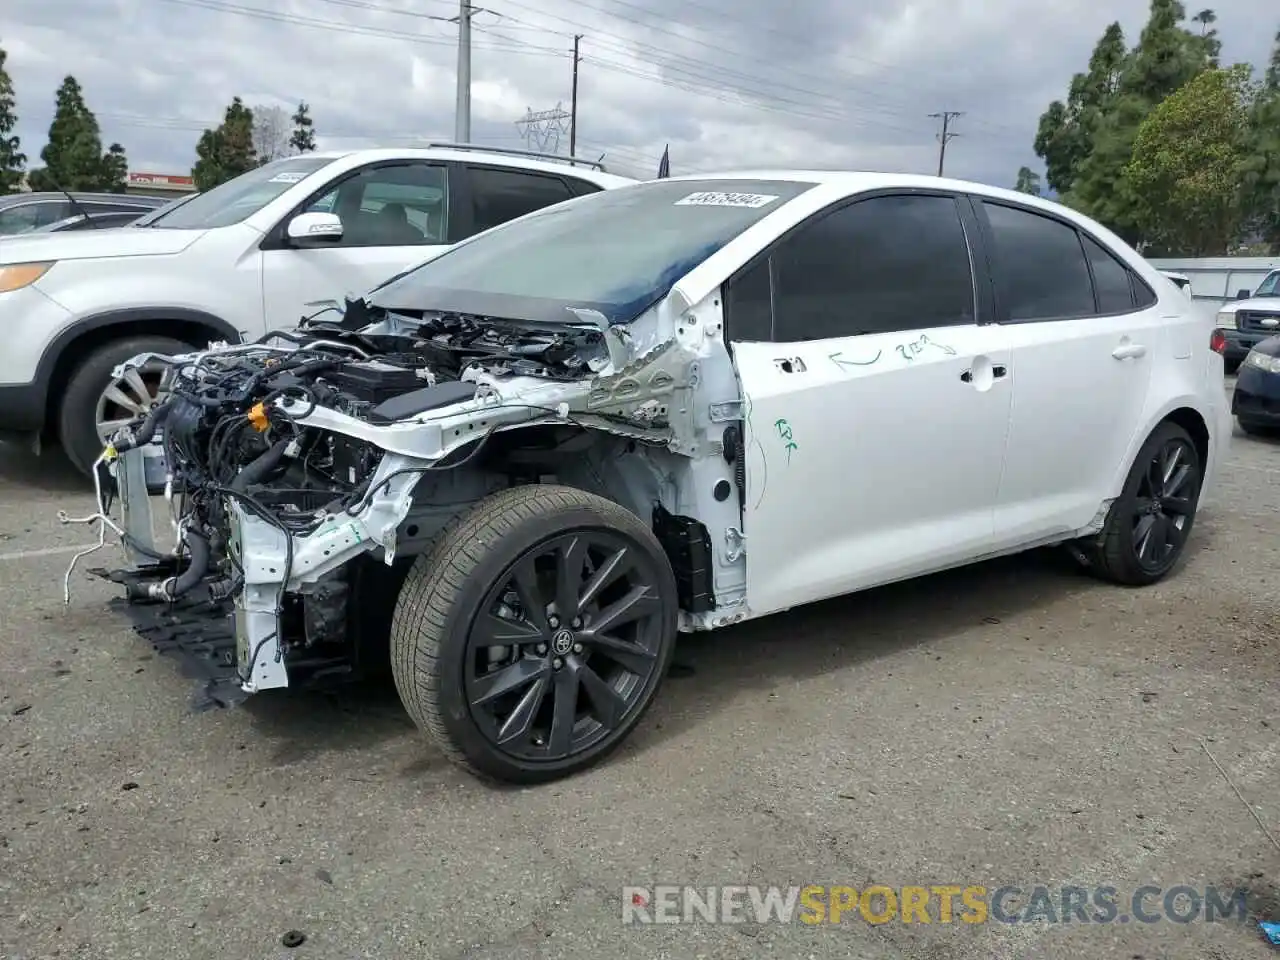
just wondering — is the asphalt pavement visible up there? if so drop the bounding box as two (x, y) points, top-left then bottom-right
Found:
(1, 378), (1278, 960)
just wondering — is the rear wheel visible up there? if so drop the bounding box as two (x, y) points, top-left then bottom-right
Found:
(390, 484), (679, 784)
(57, 335), (192, 478)
(1077, 421), (1202, 586)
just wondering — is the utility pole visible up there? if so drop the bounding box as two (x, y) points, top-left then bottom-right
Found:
(569, 34), (583, 157)
(929, 110), (964, 177)
(452, 0), (485, 142)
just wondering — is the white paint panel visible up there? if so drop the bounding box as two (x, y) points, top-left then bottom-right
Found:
(733, 323), (1013, 618)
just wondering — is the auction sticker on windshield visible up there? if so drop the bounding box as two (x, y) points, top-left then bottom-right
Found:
(269, 171), (311, 184)
(675, 192), (779, 208)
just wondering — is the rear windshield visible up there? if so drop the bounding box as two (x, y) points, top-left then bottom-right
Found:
(369, 178), (816, 324)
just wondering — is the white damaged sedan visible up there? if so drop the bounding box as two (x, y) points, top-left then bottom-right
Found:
(74, 171), (1230, 784)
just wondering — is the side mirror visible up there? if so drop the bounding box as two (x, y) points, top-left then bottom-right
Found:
(1236, 289), (1252, 300)
(287, 212), (343, 244)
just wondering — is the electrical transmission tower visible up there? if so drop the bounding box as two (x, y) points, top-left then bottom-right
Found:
(929, 110), (964, 176)
(516, 104), (571, 154)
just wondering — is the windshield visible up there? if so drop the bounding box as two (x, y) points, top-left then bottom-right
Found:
(144, 156), (335, 229)
(1256, 271), (1280, 298)
(368, 178), (816, 324)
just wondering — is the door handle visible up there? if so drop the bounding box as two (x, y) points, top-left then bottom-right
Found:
(1112, 343), (1147, 360)
(960, 365), (1007, 383)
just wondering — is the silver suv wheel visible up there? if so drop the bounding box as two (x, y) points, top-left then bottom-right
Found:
(94, 360), (167, 446)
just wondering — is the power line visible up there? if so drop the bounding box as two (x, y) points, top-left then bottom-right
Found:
(929, 111), (964, 176)
(153, 0), (558, 57)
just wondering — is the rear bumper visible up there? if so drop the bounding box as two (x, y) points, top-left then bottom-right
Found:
(1232, 364), (1280, 425)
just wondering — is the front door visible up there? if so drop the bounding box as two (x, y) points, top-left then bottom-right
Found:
(259, 160), (452, 329)
(973, 199), (1165, 546)
(726, 192), (1014, 618)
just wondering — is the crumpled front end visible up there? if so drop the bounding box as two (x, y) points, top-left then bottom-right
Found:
(72, 297), (716, 706)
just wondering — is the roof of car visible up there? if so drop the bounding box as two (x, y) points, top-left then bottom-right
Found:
(0, 192), (166, 208)
(655, 168), (1080, 210)
(295, 146), (636, 187)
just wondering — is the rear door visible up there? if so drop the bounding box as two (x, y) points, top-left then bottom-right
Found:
(973, 197), (1167, 547)
(259, 160), (452, 328)
(727, 190), (1014, 617)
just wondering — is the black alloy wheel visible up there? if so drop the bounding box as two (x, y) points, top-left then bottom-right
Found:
(1075, 420), (1203, 586)
(390, 484), (679, 784)
(1129, 434), (1199, 575)
(464, 530), (667, 762)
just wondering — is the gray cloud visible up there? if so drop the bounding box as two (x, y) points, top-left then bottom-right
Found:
(4, 0), (1277, 186)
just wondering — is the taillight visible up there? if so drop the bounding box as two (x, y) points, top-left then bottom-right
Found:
(1210, 329), (1226, 354)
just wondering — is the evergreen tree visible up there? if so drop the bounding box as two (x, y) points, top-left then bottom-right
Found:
(0, 43), (25, 193)
(1014, 166), (1041, 196)
(1033, 22), (1127, 196)
(100, 142), (128, 192)
(28, 76), (109, 191)
(1121, 0), (1212, 103)
(289, 101), (316, 154)
(192, 97), (257, 190)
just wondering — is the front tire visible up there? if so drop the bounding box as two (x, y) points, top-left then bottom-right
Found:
(57, 335), (192, 478)
(390, 484), (679, 784)
(1078, 421), (1202, 586)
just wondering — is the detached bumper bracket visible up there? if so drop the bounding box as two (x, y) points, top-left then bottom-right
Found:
(91, 564), (248, 711)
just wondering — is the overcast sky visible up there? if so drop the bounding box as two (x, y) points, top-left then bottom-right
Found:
(3, 0), (1277, 186)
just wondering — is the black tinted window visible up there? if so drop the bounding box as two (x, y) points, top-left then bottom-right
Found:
(771, 194), (975, 342)
(982, 202), (1094, 321)
(1133, 277), (1157, 308)
(724, 257), (772, 341)
(468, 168), (574, 234)
(1081, 234), (1134, 313)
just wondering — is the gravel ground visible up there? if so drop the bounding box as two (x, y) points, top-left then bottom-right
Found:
(1, 378), (1278, 960)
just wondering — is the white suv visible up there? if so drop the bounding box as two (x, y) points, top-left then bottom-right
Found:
(0, 145), (633, 475)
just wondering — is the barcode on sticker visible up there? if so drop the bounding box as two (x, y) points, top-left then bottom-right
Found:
(269, 171), (309, 184)
(674, 191), (779, 208)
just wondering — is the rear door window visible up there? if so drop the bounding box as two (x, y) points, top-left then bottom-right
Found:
(466, 167), (575, 235)
(981, 201), (1095, 321)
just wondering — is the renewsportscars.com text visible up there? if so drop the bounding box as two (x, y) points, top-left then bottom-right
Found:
(621, 884), (1250, 925)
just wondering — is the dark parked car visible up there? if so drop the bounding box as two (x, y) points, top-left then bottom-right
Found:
(0, 192), (167, 237)
(1231, 334), (1280, 437)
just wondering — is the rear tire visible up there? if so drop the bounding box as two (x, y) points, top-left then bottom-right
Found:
(1077, 421), (1202, 587)
(389, 484), (679, 784)
(57, 335), (192, 478)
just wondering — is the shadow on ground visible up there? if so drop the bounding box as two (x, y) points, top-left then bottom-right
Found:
(0, 441), (89, 494)
(233, 540), (1141, 779)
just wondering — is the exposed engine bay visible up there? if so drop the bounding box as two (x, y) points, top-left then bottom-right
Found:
(72, 298), (748, 708)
